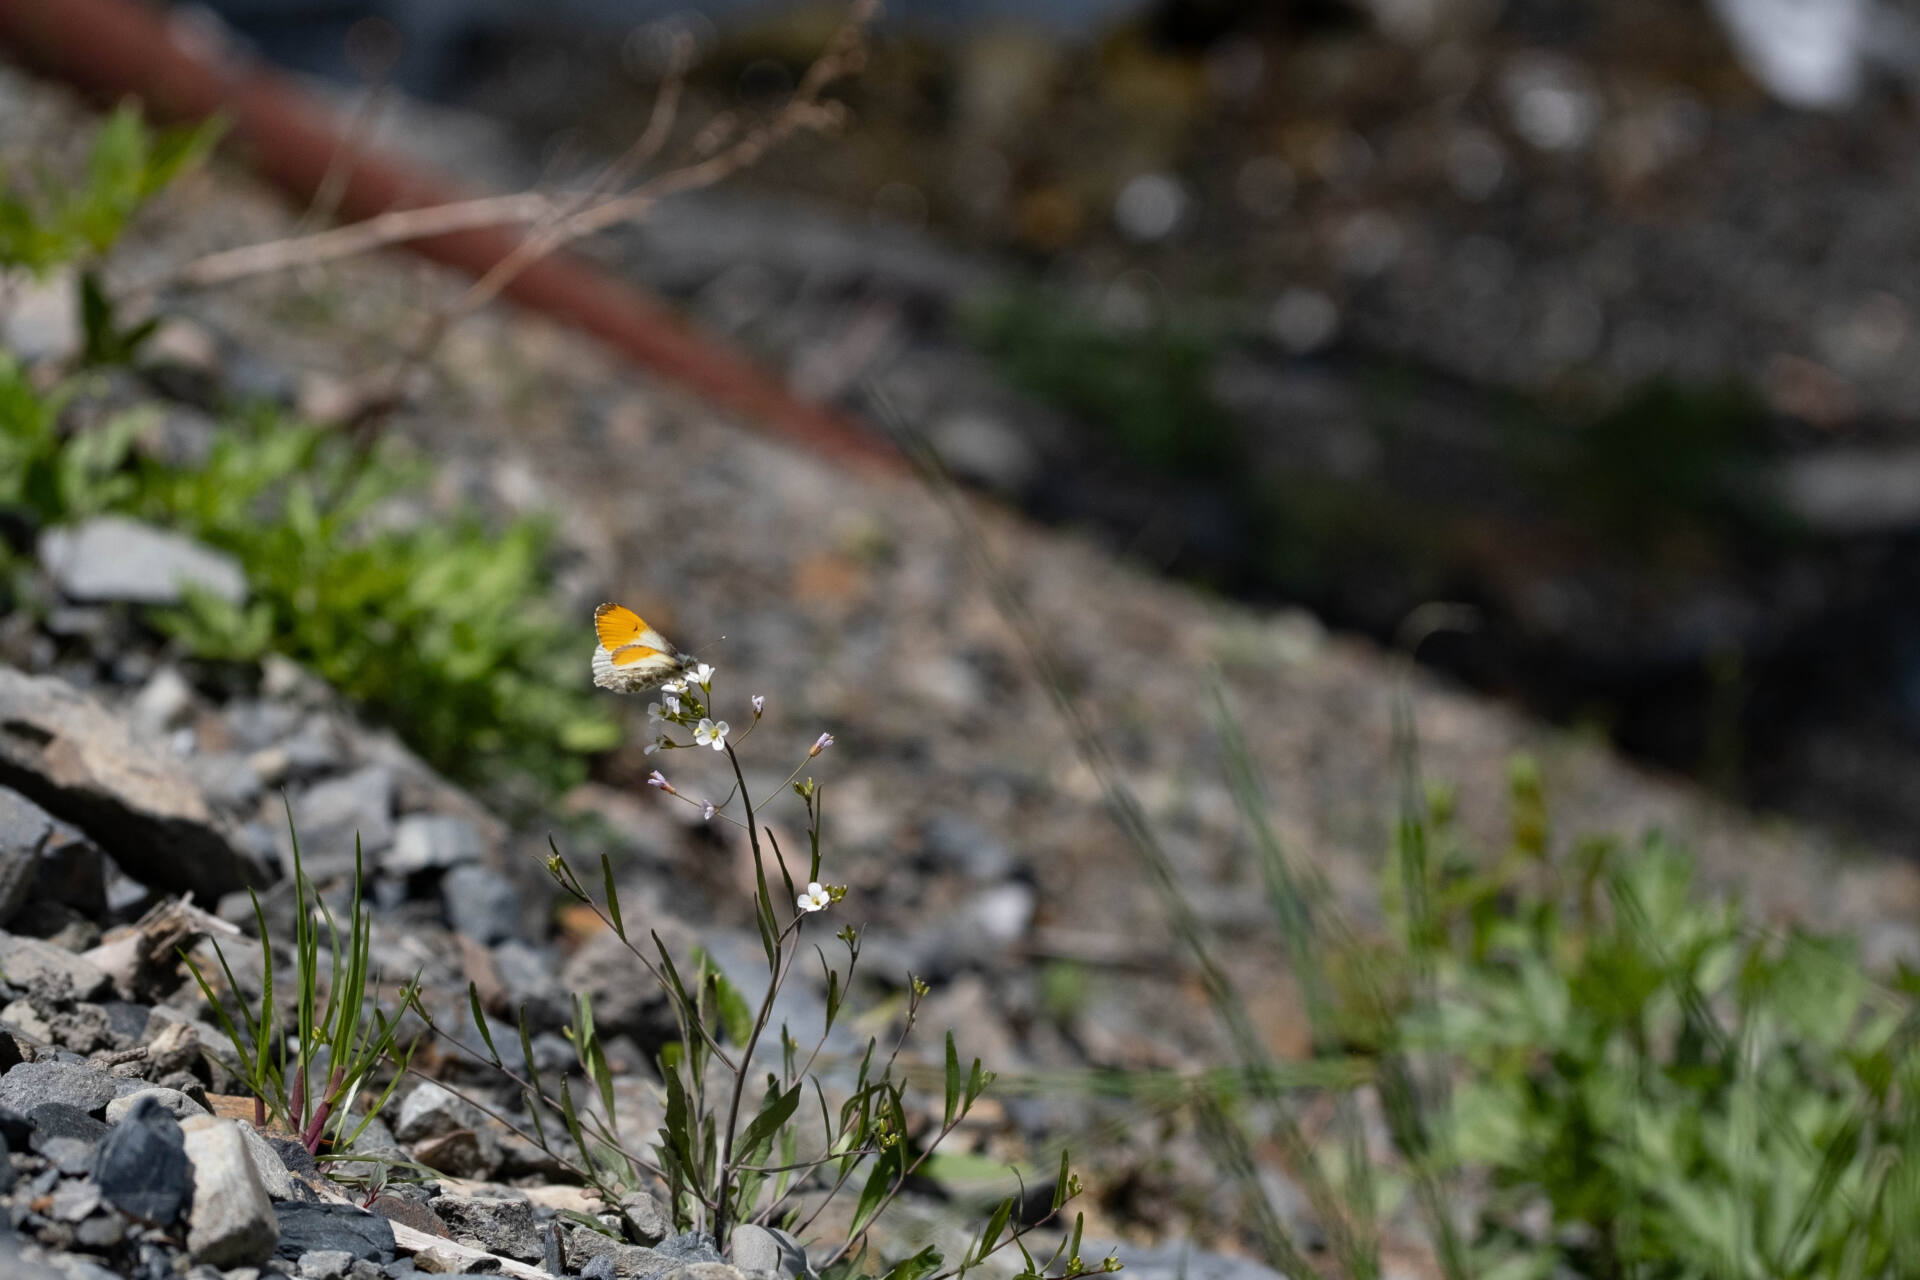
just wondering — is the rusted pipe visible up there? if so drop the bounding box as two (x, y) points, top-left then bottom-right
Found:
(0, 0), (896, 469)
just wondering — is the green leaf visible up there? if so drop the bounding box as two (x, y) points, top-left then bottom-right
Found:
(881, 1246), (943, 1280)
(468, 983), (500, 1066)
(601, 854), (626, 940)
(735, 1080), (802, 1164)
(706, 960), (754, 1047)
(944, 1032), (962, 1126)
(850, 1150), (897, 1239)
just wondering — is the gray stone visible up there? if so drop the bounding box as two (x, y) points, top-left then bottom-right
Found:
(0, 1059), (138, 1114)
(0, 787), (49, 926)
(182, 1112), (294, 1202)
(408, 1127), (496, 1180)
(182, 1117), (280, 1266)
(287, 766), (395, 871)
(274, 1202), (397, 1264)
(441, 865), (517, 944)
(107, 1086), (210, 1124)
(39, 516), (247, 606)
(488, 941), (566, 1028)
(569, 1226), (670, 1279)
(2, 270), (80, 364)
(130, 668), (196, 740)
(188, 754), (265, 811)
(393, 1080), (479, 1144)
(298, 1250), (356, 1280)
(34, 819), (107, 916)
(670, 1266), (748, 1280)
(617, 1190), (670, 1246)
(29, 1101), (109, 1172)
(0, 667), (267, 900)
(384, 815), (483, 875)
(428, 1190), (540, 1263)
(0, 933), (111, 1002)
(728, 1225), (810, 1278)
(93, 1094), (194, 1224)
(656, 1233), (723, 1264)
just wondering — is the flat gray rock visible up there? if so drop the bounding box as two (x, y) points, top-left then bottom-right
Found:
(39, 515), (246, 606)
(0, 787), (50, 926)
(0, 666), (268, 900)
(0, 1060), (141, 1115)
(0, 933), (110, 1002)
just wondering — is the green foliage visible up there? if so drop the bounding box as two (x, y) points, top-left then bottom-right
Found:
(1211, 680), (1920, 1279)
(185, 806), (419, 1158)
(0, 103), (219, 274)
(0, 356), (618, 792)
(1396, 821), (1920, 1278)
(964, 292), (1241, 478)
(132, 406), (620, 792)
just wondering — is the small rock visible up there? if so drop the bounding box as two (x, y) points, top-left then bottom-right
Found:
(428, 1191), (540, 1263)
(39, 516), (247, 606)
(33, 819), (108, 917)
(91, 1094), (194, 1224)
(0, 787), (50, 926)
(617, 1190), (670, 1246)
(30, 1101), (108, 1173)
(581, 1257), (618, 1280)
(182, 1112), (294, 1202)
(364, 1189), (451, 1241)
(569, 1226), (665, 1278)
(49, 1172), (102, 1221)
(0, 667), (266, 900)
(488, 941), (566, 1028)
(274, 1202), (398, 1264)
(107, 1086), (210, 1124)
(131, 668), (196, 740)
(656, 1233), (723, 1265)
(393, 1080), (479, 1144)
(287, 766), (395, 871)
(441, 867), (517, 945)
(385, 815), (483, 876)
(728, 1224), (810, 1278)
(0, 932), (111, 1001)
(409, 1128), (495, 1180)
(299, 1249), (357, 1280)
(182, 1116), (279, 1266)
(2, 269), (81, 364)
(1, 997), (51, 1044)
(673, 1265), (747, 1280)
(188, 754), (265, 811)
(1, 1059), (137, 1114)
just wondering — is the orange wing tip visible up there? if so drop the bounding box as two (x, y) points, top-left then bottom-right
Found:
(594, 601), (649, 649)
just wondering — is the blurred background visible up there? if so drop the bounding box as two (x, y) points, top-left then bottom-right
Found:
(177, 0), (1920, 851)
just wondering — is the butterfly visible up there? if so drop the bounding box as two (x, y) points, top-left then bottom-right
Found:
(592, 602), (696, 693)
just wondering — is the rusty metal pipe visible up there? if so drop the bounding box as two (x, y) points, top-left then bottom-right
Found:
(0, 0), (894, 468)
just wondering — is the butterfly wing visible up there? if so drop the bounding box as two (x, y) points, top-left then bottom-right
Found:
(592, 602), (689, 692)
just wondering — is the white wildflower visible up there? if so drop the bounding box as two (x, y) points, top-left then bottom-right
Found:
(688, 662), (716, 688)
(647, 770), (673, 793)
(694, 718), (730, 751)
(751, 694), (765, 716)
(702, 801), (717, 821)
(797, 882), (831, 913)
(809, 732), (834, 757)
